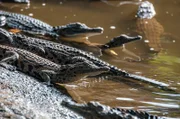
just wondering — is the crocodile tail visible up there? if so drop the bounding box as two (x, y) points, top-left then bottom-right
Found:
(95, 64), (171, 91)
(110, 65), (170, 90)
(124, 73), (173, 91)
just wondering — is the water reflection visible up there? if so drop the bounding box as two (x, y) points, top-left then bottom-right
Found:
(155, 98), (179, 102)
(140, 101), (179, 108)
(153, 92), (180, 97)
(116, 97), (134, 101)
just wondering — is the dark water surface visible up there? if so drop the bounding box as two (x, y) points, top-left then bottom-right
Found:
(1, 0), (180, 118)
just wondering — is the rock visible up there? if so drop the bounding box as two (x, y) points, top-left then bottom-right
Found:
(0, 67), (83, 119)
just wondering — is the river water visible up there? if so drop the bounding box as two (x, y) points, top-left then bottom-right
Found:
(1, 0), (180, 118)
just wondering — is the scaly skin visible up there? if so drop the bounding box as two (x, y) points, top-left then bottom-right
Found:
(99, 34), (142, 50)
(0, 28), (170, 89)
(0, 12), (141, 56)
(62, 99), (165, 119)
(0, 44), (109, 84)
(0, 10), (103, 39)
(136, 1), (164, 52)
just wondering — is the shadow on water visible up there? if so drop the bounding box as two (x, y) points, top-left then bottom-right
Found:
(1, 0), (180, 117)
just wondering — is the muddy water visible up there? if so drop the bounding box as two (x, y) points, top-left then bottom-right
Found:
(1, 0), (180, 118)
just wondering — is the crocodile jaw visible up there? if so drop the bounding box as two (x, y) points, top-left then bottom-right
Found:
(75, 66), (110, 80)
(61, 27), (103, 39)
(76, 27), (104, 37)
(59, 27), (103, 42)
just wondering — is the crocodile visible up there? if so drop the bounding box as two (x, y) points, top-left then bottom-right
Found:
(0, 28), (170, 89)
(59, 34), (142, 57)
(136, 1), (164, 53)
(62, 99), (165, 119)
(0, 10), (103, 40)
(0, 27), (142, 59)
(0, 44), (109, 84)
(0, 11), (142, 57)
(0, 67), (166, 119)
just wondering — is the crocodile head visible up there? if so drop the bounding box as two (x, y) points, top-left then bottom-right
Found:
(74, 62), (109, 77)
(58, 60), (109, 83)
(137, 1), (156, 19)
(0, 16), (6, 27)
(102, 34), (142, 49)
(53, 22), (103, 39)
(0, 28), (14, 44)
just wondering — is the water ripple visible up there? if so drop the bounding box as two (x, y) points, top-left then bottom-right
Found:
(140, 101), (180, 108)
(153, 92), (180, 97)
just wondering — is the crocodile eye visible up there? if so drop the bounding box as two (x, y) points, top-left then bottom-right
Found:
(74, 24), (82, 28)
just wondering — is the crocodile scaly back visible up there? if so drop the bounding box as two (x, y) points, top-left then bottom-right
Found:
(136, 1), (164, 52)
(0, 10), (58, 37)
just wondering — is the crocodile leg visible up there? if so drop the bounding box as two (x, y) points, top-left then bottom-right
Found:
(0, 51), (19, 71)
(38, 69), (57, 85)
(122, 45), (141, 61)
